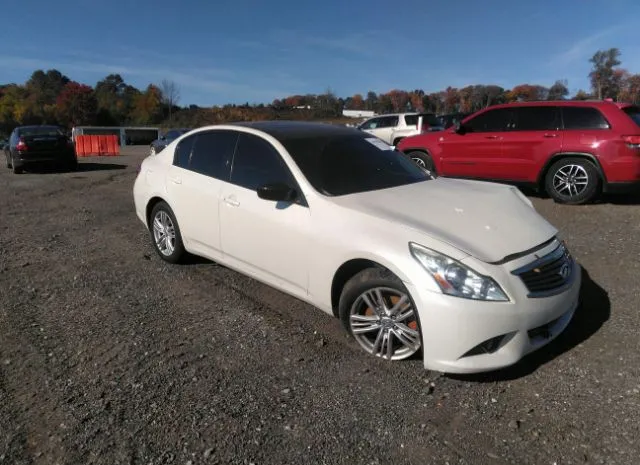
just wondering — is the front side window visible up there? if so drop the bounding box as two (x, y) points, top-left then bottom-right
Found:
(230, 133), (297, 191)
(359, 118), (380, 130)
(186, 130), (238, 180)
(510, 106), (561, 131)
(464, 108), (512, 132)
(283, 134), (430, 196)
(405, 113), (440, 126)
(562, 107), (610, 130)
(378, 116), (399, 128)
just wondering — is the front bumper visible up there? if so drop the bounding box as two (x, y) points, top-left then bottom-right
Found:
(407, 242), (582, 374)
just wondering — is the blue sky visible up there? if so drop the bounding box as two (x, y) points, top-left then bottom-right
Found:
(1, 0), (639, 106)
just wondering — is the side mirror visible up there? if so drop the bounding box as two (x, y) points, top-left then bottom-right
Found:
(257, 182), (297, 202)
(452, 121), (466, 134)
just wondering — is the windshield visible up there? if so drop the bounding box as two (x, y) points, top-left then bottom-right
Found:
(283, 134), (431, 196)
(404, 113), (441, 126)
(622, 106), (640, 127)
(18, 126), (64, 137)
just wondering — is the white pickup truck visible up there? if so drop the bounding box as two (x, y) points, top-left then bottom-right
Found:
(356, 112), (444, 147)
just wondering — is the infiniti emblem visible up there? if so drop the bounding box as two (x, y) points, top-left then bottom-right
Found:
(558, 262), (571, 280)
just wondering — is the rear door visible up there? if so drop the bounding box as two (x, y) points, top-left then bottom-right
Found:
(164, 130), (238, 258)
(499, 106), (563, 181)
(439, 107), (512, 178)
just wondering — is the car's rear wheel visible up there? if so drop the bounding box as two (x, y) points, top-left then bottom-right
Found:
(339, 267), (422, 361)
(545, 157), (600, 205)
(406, 150), (435, 173)
(149, 201), (185, 263)
(11, 156), (23, 174)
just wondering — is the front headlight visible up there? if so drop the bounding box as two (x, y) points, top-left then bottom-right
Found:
(409, 242), (509, 301)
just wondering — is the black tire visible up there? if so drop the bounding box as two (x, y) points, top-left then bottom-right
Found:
(11, 157), (23, 174)
(406, 150), (435, 173)
(5, 155), (11, 169)
(338, 267), (423, 361)
(67, 160), (79, 172)
(148, 201), (186, 264)
(544, 157), (600, 205)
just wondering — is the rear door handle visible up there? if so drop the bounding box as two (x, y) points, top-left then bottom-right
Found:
(223, 196), (240, 207)
(168, 176), (182, 185)
(543, 133), (558, 138)
(484, 135), (499, 139)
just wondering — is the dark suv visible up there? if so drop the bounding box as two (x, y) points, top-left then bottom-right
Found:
(397, 101), (640, 204)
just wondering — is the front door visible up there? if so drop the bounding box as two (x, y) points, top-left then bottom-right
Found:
(219, 132), (312, 296)
(439, 107), (512, 179)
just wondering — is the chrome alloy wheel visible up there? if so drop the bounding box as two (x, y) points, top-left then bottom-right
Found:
(412, 157), (426, 167)
(152, 210), (176, 256)
(553, 164), (589, 197)
(349, 287), (421, 361)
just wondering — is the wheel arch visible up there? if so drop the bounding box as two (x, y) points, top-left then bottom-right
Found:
(537, 152), (607, 191)
(146, 196), (169, 226)
(330, 258), (408, 318)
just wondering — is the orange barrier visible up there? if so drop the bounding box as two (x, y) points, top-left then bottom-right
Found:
(74, 134), (120, 157)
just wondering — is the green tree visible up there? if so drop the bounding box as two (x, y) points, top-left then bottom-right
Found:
(589, 48), (622, 99)
(130, 84), (163, 124)
(548, 80), (569, 100)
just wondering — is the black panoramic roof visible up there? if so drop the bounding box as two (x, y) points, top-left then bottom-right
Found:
(232, 120), (362, 141)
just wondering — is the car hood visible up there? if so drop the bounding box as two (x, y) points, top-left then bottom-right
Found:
(328, 178), (557, 263)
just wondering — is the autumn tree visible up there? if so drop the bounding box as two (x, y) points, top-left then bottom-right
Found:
(618, 73), (640, 104)
(0, 84), (30, 132)
(506, 84), (546, 102)
(55, 81), (97, 126)
(572, 90), (592, 100)
(131, 84), (163, 124)
(589, 48), (622, 99)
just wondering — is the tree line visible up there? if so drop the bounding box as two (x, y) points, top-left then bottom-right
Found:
(1, 48), (638, 135)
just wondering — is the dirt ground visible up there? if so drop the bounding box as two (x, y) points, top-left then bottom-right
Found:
(0, 146), (638, 465)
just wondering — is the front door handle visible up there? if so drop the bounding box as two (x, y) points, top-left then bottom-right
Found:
(484, 135), (499, 139)
(543, 133), (558, 138)
(223, 196), (240, 207)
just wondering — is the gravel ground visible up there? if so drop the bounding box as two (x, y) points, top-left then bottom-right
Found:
(0, 147), (639, 465)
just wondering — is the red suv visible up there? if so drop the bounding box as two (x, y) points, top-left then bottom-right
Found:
(397, 101), (640, 204)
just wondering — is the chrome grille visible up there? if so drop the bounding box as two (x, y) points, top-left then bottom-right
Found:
(512, 243), (574, 297)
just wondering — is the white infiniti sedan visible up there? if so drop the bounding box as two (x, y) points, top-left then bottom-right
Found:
(133, 121), (581, 374)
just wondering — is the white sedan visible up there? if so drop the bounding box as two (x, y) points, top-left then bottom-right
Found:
(133, 121), (581, 374)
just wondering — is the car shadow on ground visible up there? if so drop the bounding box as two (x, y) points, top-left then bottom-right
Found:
(18, 163), (127, 174)
(447, 266), (610, 382)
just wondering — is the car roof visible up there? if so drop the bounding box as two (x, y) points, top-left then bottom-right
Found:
(231, 120), (364, 140)
(486, 100), (635, 110)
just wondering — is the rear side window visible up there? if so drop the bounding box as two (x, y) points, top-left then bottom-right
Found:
(465, 108), (512, 132)
(230, 133), (296, 191)
(405, 114), (440, 126)
(174, 135), (195, 168)
(562, 107), (610, 130)
(511, 106), (560, 131)
(188, 131), (238, 180)
(622, 106), (640, 127)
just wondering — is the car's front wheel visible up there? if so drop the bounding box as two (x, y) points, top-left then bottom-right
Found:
(406, 150), (435, 173)
(545, 157), (600, 205)
(149, 201), (185, 263)
(339, 267), (423, 361)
